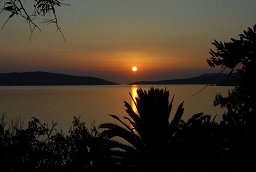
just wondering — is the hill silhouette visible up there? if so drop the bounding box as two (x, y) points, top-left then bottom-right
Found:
(129, 72), (238, 86)
(0, 71), (239, 86)
(0, 71), (119, 86)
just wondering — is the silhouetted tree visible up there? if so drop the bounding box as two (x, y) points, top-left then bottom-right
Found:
(207, 24), (256, 171)
(99, 87), (185, 171)
(207, 24), (256, 125)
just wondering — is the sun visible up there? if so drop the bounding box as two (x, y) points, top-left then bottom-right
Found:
(132, 66), (137, 72)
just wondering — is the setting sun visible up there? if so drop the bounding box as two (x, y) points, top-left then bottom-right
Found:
(132, 66), (137, 72)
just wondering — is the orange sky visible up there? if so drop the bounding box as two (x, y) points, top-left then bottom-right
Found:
(1, 0), (256, 84)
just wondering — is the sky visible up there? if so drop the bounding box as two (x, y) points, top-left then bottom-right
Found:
(1, 0), (256, 84)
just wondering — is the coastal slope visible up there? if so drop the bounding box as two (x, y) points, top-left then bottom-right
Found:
(0, 72), (119, 86)
(129, 73), (238, 86)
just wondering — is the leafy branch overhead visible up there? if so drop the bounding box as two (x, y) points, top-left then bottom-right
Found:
(0, 0), (70, 41)
(207, 24), (256, 74)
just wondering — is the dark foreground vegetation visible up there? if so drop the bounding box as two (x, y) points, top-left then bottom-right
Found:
(0, 24), (255, 172)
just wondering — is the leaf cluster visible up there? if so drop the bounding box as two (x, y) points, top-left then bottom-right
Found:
(207, 24), (256, 127)
(0, 115), (109, 172)
(0, 0), (70, 41)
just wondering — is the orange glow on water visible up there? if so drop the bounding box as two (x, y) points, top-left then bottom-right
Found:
(131, 85), (138, 114)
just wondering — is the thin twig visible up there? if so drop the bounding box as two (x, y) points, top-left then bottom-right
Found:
(192, 67), (227, 96)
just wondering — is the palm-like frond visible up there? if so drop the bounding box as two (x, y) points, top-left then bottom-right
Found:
(169, 101), (184, 136)
(98, 87), (186, 169)
(100, 87), (185, 149)
(107, 114), (135, 134)
(184, 113), (206, 127)
(133, 88), (174, 141)
(99, 122), (143, 150)
(123, 101), (142, 133)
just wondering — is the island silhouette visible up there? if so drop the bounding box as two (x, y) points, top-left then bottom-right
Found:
(0, 71), (238, 86)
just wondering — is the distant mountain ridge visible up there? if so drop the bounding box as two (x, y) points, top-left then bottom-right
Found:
(0, 71), (239, 86)
(130, 72), (239, 86)
(0, 71), (119, 86)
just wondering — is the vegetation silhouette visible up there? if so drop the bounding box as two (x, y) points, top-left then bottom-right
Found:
(0, 0), (69, 41)
(206, 23), (256, 172)
(0, 23), (255, 171)
(99, 87), (185, 171)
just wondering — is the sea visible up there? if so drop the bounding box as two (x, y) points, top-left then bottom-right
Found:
(0, 85), (233, 134)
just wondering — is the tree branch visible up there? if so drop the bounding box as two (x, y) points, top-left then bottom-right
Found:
(0, 0), (70, 41)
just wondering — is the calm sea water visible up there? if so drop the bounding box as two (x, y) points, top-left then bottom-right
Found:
(0, 85), (233, 134)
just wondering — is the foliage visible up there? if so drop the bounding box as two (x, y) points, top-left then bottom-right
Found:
(0, 0), (70, 41)
(207, 23), (256, 131)
(207, 24), (256, 171)
(0, 115), (105, 171)
(98, 87), (222, 171)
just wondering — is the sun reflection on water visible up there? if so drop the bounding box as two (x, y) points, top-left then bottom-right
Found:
(131, 85), (138, 114)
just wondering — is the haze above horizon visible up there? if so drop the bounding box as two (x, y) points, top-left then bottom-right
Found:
(1, 0), (255, 84)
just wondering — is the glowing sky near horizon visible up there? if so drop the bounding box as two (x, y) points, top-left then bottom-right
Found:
(1, 0), (256, 84)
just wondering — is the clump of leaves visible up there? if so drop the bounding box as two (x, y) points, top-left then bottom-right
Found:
(0, 0), (70, 41)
